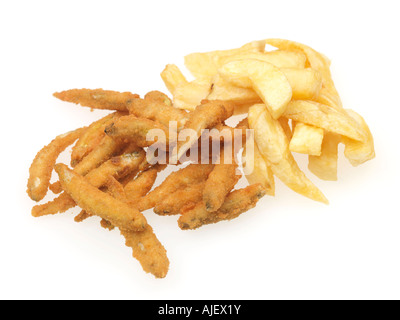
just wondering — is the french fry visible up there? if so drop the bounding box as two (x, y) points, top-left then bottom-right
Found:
(218, 59), (292, 119)
(283, 100), (365, 141)
(160, 64), (188, 94)
(53, 88), (139, 111)
(172, 78), (213, 111)
(308, 132), (341, 181)
(243, 145), (275, 196)
(237, 119), (275, 196)
(54, 164), (146, 232)
(27, 127), (86, 202)
(207, 74), (261, 107)
(289, 123), (324, 156)
(315, 86), (343, 111)
(184, 41), (265, 78)
(249, 104), (328, 204)
(265, 38), (343, 110)
(212, 66), (322, 101)
(342, 109), (375, 166)
(219, 50), (307, 69)
(278, 117), (293, 140)
(178, 184), (266, 230)
(281, 68), (322, 100)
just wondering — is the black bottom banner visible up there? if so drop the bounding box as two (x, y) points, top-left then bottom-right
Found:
(145, 301), (265, 318)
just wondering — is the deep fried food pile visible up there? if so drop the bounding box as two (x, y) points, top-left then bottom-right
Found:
(27, 89), (265, 278)
(27, 38), (375, 278)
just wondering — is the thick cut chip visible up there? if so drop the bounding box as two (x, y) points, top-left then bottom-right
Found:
(173, 78), (213, 111)
(265, 39), (342, 109)
(245, 146), (275, 196)
(219, 59), (292, 119)
(248, 104), (328, 204)
(219, 50), (307, 69)
(207, 76), (261, 115)
(315, 86), (343, 111)
(161, 64), (212, 112)
(281, 68), (322, 100)
(53, 89), (139, 111)
(27, 127), (86, 202)
(237, 119), (275, 196)
(178, 184), (267, 230)
(278, 117), (293, 140)
(160, 64), (188, 94)
(283, 100), (365, 141)
(243, 144), (275, 196)
(207, 74), (262, 107)
(209, 67), (321, 110)
(308, 132), (341, 181)
(184, 40), (265, 78)
(265, 39), (335, 92)
(289, 123), (324, 156)
(54, 164), (146, 232)
(342, 109), (375, 166)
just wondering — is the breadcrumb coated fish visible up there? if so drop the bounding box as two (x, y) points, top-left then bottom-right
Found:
(27, 127), (86, 202)
(53, 88), (139, 111)
(54, 164), (147, 232)
(179, 184), (266, 230)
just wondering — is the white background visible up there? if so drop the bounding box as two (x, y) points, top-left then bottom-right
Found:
(1, 0), (399, 300)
